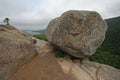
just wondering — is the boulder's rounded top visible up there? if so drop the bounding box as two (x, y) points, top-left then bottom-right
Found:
(61, 10), (102, 19)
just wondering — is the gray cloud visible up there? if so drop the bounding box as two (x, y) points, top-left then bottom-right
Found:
(0, 0), (30, 16)
(104, 1), (120, 18)
(0, 0), (120, 30)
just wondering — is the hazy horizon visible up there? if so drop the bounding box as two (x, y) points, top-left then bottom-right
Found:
(0, 0), (120, 30)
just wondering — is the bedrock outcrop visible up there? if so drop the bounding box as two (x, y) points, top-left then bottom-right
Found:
(7, 40), (120, 80)
(0, 25), (38, 80)
(58, 59), (120, 80)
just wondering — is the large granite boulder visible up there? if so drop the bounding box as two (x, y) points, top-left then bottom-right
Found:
(0, 25), (38, 80)
(45, 10), (108, 58)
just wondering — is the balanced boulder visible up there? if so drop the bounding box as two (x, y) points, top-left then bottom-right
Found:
(0, 25), (38, 80)
(45, 10), (108, 58)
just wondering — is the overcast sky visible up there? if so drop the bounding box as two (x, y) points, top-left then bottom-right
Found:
(0, 0), (120, 30)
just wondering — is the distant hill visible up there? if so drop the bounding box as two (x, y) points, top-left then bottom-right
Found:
(101, 16), (120, 54)
(23, 30), (45, 35)
(90, 16), (120, 69)
(32, 30), (45, 33)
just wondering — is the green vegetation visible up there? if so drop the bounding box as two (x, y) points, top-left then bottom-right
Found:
(33, 33), (47, 41)
(90, 16), (120, 69)
(90, 50), (120, 69)
(54, 51), (66, 58)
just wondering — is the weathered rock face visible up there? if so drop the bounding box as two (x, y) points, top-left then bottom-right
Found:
(45, 10), (108, 58)
(7, 40), (120, 80)
(0, 25), (38, 80)
(58, 59), (120, 80)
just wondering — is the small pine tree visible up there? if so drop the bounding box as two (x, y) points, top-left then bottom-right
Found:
(3, 18), (10, 25)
